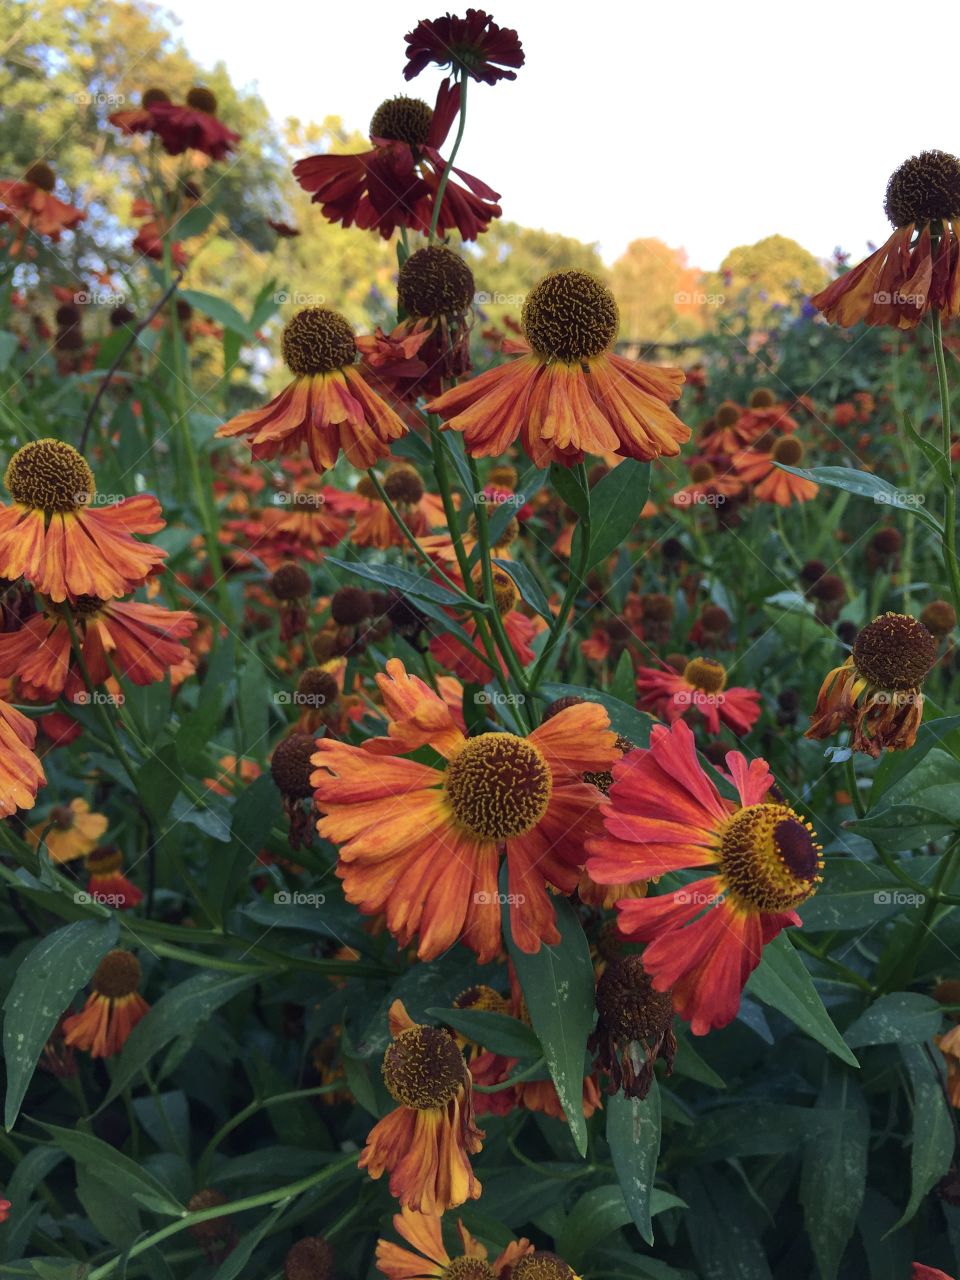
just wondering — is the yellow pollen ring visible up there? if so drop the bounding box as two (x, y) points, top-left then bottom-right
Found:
(717, 803), (823, 913)
(445, 732), (551, 840)
(682, 657), (726, 694)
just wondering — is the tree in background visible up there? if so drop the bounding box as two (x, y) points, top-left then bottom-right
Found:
(703, 233), (828, 329)
(610, 237), (708, 343)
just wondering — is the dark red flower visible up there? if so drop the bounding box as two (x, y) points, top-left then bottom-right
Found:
(149, 88), (240, 161)
(293, 81), (500, 241)
(404, 9), (524, 85)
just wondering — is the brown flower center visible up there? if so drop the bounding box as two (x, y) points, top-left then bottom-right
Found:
(142, 88), (170, 108)
(281, 308), (356, 377)
(772, 436), (803, 466)
(383, 463), (425, 506)
(270, 733), (317, 799)
(398, 245), (475, 318)
(718, 804), (822, 912)
(270, 562), (311, 601)
(522, 270), (619, 363)
(682, 657), (726, 694)
(92, 949), (142, 999)
(884, 150), (960, 227)
(512, 1253), (577, 1280)
(369, 96), (433, 146)
(186, 86), (218, 115)
(284, 1235), (335, 1280)
(443, 1260), (497, 1280)
(595, 954), (673, 1042)
(382, 1024), (465, 1109)
(454, 984), (510, 1015)
(25, 162), (56, 192)
(5, 438), (95, 513)
(445, 733), (551, 839)
(852, 612), (937, 690)
(689, 461), (715, 483)
(714, 401), (740, 429)
(749, 388), (776, 409)
(920, 599), (957, 639)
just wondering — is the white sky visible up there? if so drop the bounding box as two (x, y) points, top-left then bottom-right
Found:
(160, 0), (959, 270)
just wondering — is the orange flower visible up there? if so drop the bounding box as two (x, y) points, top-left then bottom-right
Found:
(0, 163), (84, 249)
(312, 658), (617, 960)
(936, 1025), (960, 1109)
(62, 950), (150, 1058)
(426, 271), (690, 467)
(586, 720), (822, 1035)
(29, 798), (108, 863)
(216, 308), (407, 472)
(806, 612), (937, 757)
(0, 597), (196, 702)
(360, 1000), (484, 1214)
(732, 435), (818, 505)
(672, 458), (744, 508)
(429, 565), (539, 686)
(85, 845), (144, 910)
(0, 697), (45, 817)
(351, 465), (444, 550)
(812, 151), (960, 328)
(0, 439), (166, 603)
(377, 1206), (532, 1280)
(636, 656), (762, 737)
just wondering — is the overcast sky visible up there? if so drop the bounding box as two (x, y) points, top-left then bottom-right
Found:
(160, 0), (958, 270)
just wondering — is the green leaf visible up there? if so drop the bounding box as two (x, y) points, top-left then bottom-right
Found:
(505, 895), (595, 1156)
(679, 1168), (773, 1280)
(171, 203), (217, 240)
(179, 289), (254, 339)
(135, 742), (182, 825)
(872, 716), (960, 800)
(549, 462), (590, 518)
(102, 971), (259, 1107)
(584, 460), (651, 570)
(426, 1007), (541, 1058)
(894, 1043), (955, 1228)
(799, 857), (938, 931)
(775, 463), (943, 534)
(844, 993), (943, 1048)
(557, 1181), (676, 1265)
(539, 682), (652, 745)
(325, 555), (480, 609)
(609, 649), (636, 705)
(3, 918), (118, 1129)
(673, 1033), (725, 1090)
(745, 933), (858, 1066)
(211, 1201), (288, 1280)
(34, 1123), (182, 1211)
(238, 654), (269, 758)
(75, 1166), (141, 1249)
(206, 774), (282, 921)
(607, 1079), (662, 1245)
(493, 557), (551, 620)
(799, 1071), (870, 1280)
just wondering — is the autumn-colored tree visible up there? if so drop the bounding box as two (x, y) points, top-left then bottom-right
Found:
(610, 238), (707, 343)
(703, 233), (828, 328)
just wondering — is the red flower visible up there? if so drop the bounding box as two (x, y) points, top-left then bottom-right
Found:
(293, 82), (500, 241)
(586, 720), (822, 1035)
(636, 657), (762, 737)
(403, 10), (525, 85)
(149, 88), (240, 161)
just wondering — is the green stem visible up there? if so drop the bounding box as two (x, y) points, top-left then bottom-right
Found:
(429, 74), (467, 240)
(529, 463), (592, 694)
(844, 752), (867, 819)
(931, 310), (960, 616)
(197, 1084), (341, 1182)
(86, 1153), (358, 1280)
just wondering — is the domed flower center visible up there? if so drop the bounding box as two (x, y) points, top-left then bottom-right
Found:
(772, 436), (804, 466)
(284, 1235), (335, 1280)
(382, 1024), (465, 1109)
(5, 438), (95, 513)
(271, 562), (311, 601)
(25, 162), (56, 191)
(281, 308), (356, 377)
(443, 1259), (497, 1280)
(682, 657), (726, 694)
(749, 388), (776, 409)
(852, 612), (937, 690)
(718, 804), (822, 912)
(445, 733), (551, 839)
(369, 96), (433, 146)
(72, 594), (105, 617)
(488, 464), (518, 490)
(596, 954), (674, 1042)
(270, 732), (317, 799)
(522, 270), (619, 363)
(186, 86), (218, 115)
(920, 599), (957, 638)
(471, 564), (518, 615)
(454, 984), (511, 1015)
(142, 87), (170, 108)
(714, 401), (740, 428)
(92, 949), (142, 999)
(884, 150), (960, 227)
(297, 667), (338, 706)
(383, 463), (425, 506)
(355, 475), (379, 501)
(512, 1253), (577, 1280)
(690, 461), (715, 483)
(467, 513), (519, 550)
(398, 245), (475, 318)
